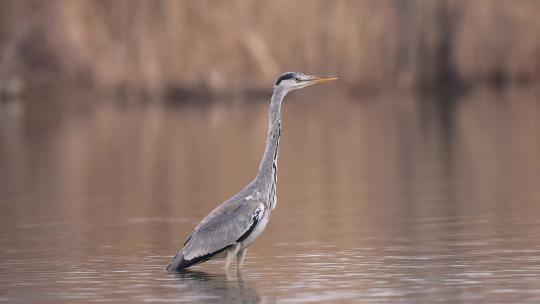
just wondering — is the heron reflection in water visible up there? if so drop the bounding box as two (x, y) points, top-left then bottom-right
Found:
(172, 270), (262, 303)
(167, 72), (337, 272)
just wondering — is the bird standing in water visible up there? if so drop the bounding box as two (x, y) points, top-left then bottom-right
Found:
(167, 72), (337, 272)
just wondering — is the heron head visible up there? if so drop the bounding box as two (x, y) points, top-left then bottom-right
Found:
(274, 71), (337, 92)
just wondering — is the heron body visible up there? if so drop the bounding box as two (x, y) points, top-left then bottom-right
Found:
(167, 72), (337, 272)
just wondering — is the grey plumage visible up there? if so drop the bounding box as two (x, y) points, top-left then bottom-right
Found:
(167, 72), (337, 272)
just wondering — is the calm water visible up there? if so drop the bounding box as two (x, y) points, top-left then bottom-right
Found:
(1, 87), (540, 303)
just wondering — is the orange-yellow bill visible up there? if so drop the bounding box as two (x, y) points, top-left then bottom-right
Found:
(311, 76), (338, 83)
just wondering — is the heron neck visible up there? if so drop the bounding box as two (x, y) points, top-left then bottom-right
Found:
(255, 87), (286, 193)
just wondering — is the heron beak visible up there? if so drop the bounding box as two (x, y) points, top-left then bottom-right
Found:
(306, 75), (338, 84)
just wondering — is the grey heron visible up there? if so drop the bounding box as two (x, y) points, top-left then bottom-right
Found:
(167, 72), (337, 272)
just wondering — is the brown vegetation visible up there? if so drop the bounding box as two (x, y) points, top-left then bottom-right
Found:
(0, 0), (539, 99)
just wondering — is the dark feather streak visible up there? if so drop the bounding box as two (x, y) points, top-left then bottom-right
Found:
(275, 72), (295, 85)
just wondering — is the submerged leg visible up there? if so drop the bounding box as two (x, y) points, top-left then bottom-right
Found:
(237, 248), (247, 271)
(225, 243), (240, 270)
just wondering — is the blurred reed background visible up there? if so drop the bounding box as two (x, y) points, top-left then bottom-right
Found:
(0, 0), (539, 100)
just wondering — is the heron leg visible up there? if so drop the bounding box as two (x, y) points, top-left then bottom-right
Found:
(237, 248), (247, 271)
(225, 243), (240, 270)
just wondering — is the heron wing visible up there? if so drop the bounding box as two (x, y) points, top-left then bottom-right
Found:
(167, 197), (264, 271)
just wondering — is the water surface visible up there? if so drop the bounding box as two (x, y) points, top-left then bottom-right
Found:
(1, 88), (540, 303)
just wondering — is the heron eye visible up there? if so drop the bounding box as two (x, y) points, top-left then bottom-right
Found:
(294, 77), (301, 82)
